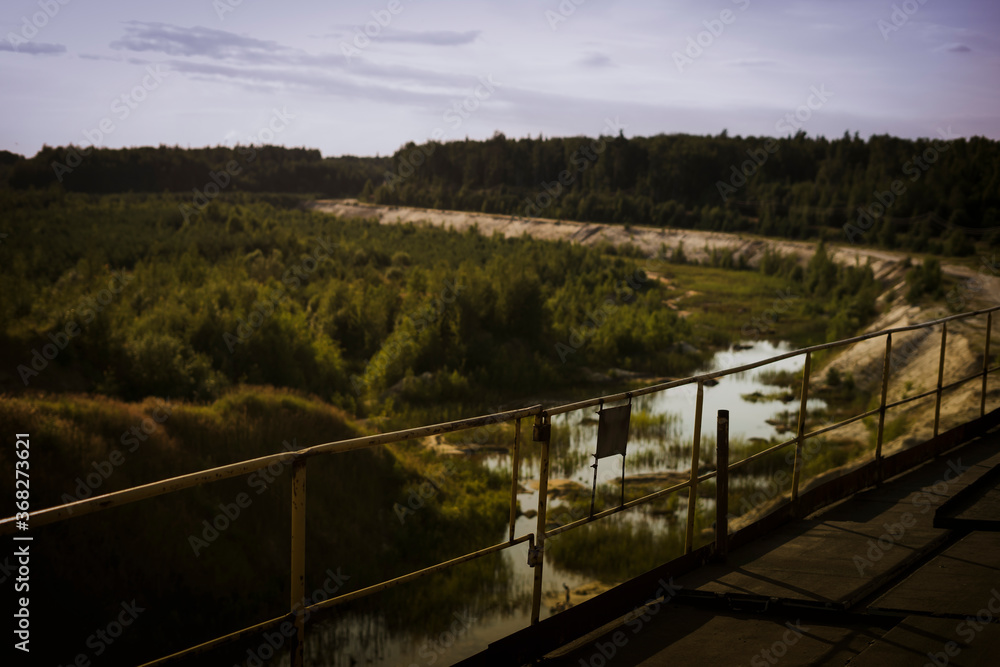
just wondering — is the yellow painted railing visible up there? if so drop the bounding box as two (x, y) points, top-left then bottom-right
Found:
(2, 305), (998, 666)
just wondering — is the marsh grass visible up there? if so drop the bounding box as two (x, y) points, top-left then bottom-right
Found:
(629, 409), (681, 441)
(661, 263), (825, 347)
(545, 497), (716, 581)
(757, 368), (801, 390)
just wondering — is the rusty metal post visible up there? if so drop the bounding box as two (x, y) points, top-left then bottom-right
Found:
(508, 418), (522, 542)
(684, 381), (704, 554)
(983, 313), (992, 417)
(529, 414), (551, 625)
(875, 334), (893, 482)
(790, 352), (811, 512)
(290, 458), (307, 667)
(715, 410), (729, 561)
(934, 323), (947, 437)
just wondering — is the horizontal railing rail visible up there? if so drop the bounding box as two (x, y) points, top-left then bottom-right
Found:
(3, 305), (998, 667)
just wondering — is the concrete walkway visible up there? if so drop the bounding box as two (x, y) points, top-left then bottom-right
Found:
(541, 430), (1000, 666)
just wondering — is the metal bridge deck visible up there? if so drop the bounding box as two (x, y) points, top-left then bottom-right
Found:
(536, 430), (1000, 666)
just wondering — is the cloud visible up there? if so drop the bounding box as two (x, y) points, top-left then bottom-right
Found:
(378, 30), (481, 46)
(320, 28), (481, 46)
(106, 22), (486, 99)
(164, 58), (455, 107)
(579, 52), (614, 68)
(946, 43), (972, 53)
(0, 41), (66, 55)
(727, 58), (777, 68)
(110, 21), (284, 61)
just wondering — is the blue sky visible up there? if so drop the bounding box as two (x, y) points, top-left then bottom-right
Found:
(2, 0), (998, 158)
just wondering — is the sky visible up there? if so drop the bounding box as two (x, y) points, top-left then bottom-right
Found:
(2, 0), (999, 158)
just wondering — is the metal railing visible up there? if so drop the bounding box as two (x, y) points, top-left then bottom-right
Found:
(2, 305), (998, 666)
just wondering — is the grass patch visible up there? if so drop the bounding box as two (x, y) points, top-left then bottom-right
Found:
(629, 409), (681, 440)
(658, 263), (824, 347)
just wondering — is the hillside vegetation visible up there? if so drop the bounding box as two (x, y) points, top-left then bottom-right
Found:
(1, 191), (892, 419)
(0, 144), (983, 662)
(5, 131), (998, 252)
(0, 387), (513, 665)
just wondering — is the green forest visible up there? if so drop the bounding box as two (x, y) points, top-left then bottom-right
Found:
(0, 136), (964, 666)
(369, 131), (999, 252)
(0, 190), (884, 418)
(4, 129), (998, 253)
(1, 191), (698, 413)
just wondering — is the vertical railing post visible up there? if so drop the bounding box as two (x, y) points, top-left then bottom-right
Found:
(715, 409), (729, 562)
(790, 352), (811, 513)
(875, 334), (893, 482)
(529, 413), (551, 625)
(934, 323), (948, 437)
(290, 458), (307, 667)
(684, 381), (704, 554)
(983, 313), (992, 418)
(508, 418), (522, 542)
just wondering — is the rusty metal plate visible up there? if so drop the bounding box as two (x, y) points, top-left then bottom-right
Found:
(596, 404), (631, 459)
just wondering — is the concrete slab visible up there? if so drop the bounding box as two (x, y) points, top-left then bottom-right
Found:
(517, 428), (1000, 667)
(544, 605), (886, 667)
(953, 481), (1000, 525)
(679, 513), (950, 607)
(871, 532), (1000, 617)
(847, 615), (1000, 667)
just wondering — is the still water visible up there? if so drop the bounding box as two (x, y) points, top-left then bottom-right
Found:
(303, 340), (824, 667)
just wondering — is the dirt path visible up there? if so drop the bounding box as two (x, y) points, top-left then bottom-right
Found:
(307, 199), (995, 288)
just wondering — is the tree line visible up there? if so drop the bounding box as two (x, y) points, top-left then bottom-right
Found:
(4, 129), (997, 253)
(368, 130), (998, 253)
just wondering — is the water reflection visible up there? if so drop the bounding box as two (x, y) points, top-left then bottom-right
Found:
(305, 341), (825, 666)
